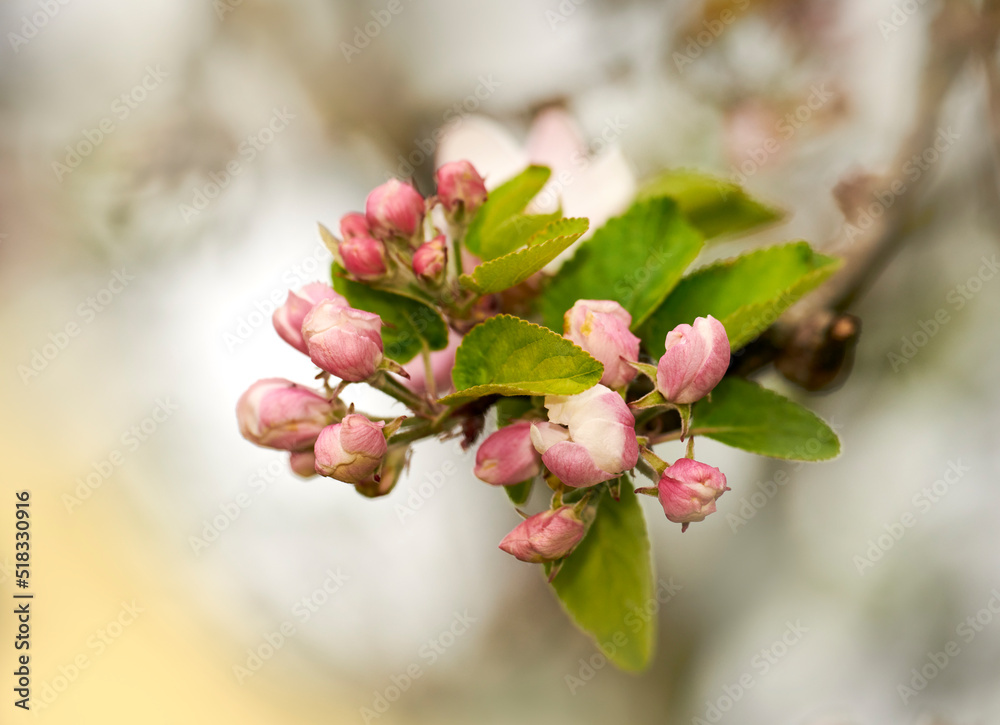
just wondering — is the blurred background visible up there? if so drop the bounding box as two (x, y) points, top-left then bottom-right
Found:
(2, 0), (1000, 723)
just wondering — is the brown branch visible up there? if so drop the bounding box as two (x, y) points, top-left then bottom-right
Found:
(742, 0), (999, 390)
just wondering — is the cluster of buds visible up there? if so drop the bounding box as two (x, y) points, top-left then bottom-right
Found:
(475, 306), (733, 561)
(235, 280), (406, 489)
(236, 154), (740, 571)
(235, 162), (491, 491)
(331, 161), (488, 287)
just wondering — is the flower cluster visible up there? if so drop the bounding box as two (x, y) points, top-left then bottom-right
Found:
(335, 162), (487, 286)
(474, 302), (733, 560)
(235, 164), (489, 488)
(237, 157), (734, 570)
(231, 113), (845, 673)
(235, 301), (396, 488)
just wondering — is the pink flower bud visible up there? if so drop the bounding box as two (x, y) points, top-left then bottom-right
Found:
(340, 234), (387, 280)
(435, 160), (488, 215)
(272, 283), (347, 354)
(564, 300), (640, 389)
(475, 421), (542, 486)
(314, 414), (388, 484)
(236, 378), (334, 451)
(412, 235), (447, 281)
(656, 315), (730, 404)
(656, 458), (729, 530)
(365, 179), (425, 239)
(530, 385), (639, 488)
(355, 444), (407, 498)
(289, 450), (317, 478)
(302, 300), (383, 382)
(339, 212), (371, 240)
(498, 506), (586, 563)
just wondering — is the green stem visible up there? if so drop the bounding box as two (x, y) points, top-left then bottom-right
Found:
(640, 446), (668, 476)
(372, 373), (428, 414)
(421, 345), (437, 399)
(647, 426), (729, 445)
(389, 422), (437, 445)
(450, 223), (465, 282)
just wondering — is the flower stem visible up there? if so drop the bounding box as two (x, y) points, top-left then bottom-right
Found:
(421, 345), (437, 399)
(372, 373), (428, 413)
(640, 446), (668, 476)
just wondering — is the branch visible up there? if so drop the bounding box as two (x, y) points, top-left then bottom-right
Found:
(745, 0), (998, 390)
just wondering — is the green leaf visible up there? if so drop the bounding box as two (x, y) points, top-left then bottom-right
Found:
(550, 478), (655, 671)
(540, 197), (703, 331)
(504, 479), (534, 506)
(461, 218), (589, 294)
(638, 169), (784, 239)
(692, 377), (840, 460)
(440, 315), (603, 404)
(640, 242), (841, 356)
(481, 212), (562, 261)
(465, 166), (551, 258)
(332, 267), (448, 364)
(495, 396), (537, 427)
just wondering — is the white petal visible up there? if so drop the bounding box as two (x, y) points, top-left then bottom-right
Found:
(562, 146), (636, 230)
(572, 420), (626, 473)
(435, 116), (528, 190)
(525, 108), (587, 175)
(530, 422), (570, 454)
(543, 385), (610, 427)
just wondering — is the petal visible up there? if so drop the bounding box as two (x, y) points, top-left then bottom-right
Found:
(541, 441), (616, 488)
(435, 116), (528, 190)
(529, 421), (571, 454)
(475, 422), (541, 486)
(561, 146), (636, 231)
(526, 107), (587, 174)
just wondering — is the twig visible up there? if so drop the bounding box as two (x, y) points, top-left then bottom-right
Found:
(751, 0), (998, 390)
